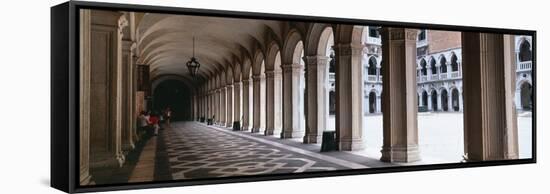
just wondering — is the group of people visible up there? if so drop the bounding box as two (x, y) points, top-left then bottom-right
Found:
(138, 107), (172, 137)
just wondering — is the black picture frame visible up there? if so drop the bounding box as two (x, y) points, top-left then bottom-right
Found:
(51, 1), (537, 193)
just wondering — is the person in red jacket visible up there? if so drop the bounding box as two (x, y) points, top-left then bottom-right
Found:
(149, 112), (160, 136)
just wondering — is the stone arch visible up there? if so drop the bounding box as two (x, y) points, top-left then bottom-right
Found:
(265, 41), (281, 71)
(282, 29), (304, 65)
(226, 66), (234, 85)
(252, 49), (265, 75)
(305, 24), (334, 56)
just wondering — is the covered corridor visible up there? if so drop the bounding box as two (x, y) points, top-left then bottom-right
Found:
(78, 9), (531, 185)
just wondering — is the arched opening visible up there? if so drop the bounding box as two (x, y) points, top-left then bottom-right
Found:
(422, 91), (428, 107)
(431, 90), (438, 111)
(329, 51), (336, 115)
(451, 54), (459, 72)
(420, 59), (427, 76)
(430, 58), (437, 75)
(520, 82), (533, 110)
(519, 40), (532, 62)
(369, 91), (376, 113)
(293, 41), (307, 135)
(260, 60), (267, 132)
(440, 56), (447, 74)
(274, 51), (283, 135)
(248, 68), (253, 130)
(452, 88), (460, 111)
(152, 80), (192, 121)
(441, 89), (448, 111)
(368, 57), (377, 75)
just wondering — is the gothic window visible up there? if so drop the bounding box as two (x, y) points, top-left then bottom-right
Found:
(368, 26), (380, 38)
(440, 56), (447, 73)
(430, 58), (437, 75)
(368, 57), (377, 75)
(519, 40), (532, 62)
(451, 54), (459, 72)
(418, 29), (426, 41)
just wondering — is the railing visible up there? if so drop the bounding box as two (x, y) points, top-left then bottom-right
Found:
(439, 73), (448, 80)
(367, 37), (382, 45)
(421, 76), (427, 82)
(329, 73), (335, 81)
(430, 74), (438, 81)
(367, 75), (377, 82)
(451, 71), (460, 78)
(518, 61), (532, 71)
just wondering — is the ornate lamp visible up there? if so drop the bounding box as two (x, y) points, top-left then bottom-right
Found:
(186, 37), (200, 77)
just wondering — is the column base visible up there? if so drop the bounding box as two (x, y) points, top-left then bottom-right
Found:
(280, 130), (304, 139)
(251, 127), (260, 133)
(122, 142), (135, 152)
(338, 138), (364, 151)
(303, 134), (322, 144)
(380, 145), (421, 163)
(226, 122), (232, 128)
(264, 128), (274, 136)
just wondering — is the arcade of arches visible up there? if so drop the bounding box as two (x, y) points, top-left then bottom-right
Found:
(78, 9), (533, 185)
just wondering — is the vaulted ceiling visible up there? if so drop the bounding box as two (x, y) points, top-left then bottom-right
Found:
(135, 13), (288, 83)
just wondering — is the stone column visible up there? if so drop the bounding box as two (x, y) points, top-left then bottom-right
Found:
(380, 28), (421, 162)
(89, 10), (126, 169)
(333, 43), (364, 151)
(461, 33), (519, 161)
(437, 92), (442, 112)
(220, 87), (226, 126)
(304, 56), (329, 143)
(376, 95), (382, 113)
(79, 9), (92, 185)
(252, 75), (262, 133)
(427, 93), (433, 111)
(281, 63), (304, 138)
(242, 79), (251, 131)
(234, 81), (242, 129)
(121, 39), (135, 152)
(216, 88), (221, 124)
(265, 71), (275, 135)
(448, 91), (453, 111)
(226, 84), (234, 127)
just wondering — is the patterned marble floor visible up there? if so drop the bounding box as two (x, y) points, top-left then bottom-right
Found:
(163, 122), (350, 180)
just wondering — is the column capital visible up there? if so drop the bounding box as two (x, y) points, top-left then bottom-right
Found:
(304, 55), (329, 68)
(380, 27), (418, 41)
(251, 74), (264, 81)
(233, 81), (242, 86)
(281, 63), (303, 73)
(332, 43), (364, 56)
(242, 79), (251, 85)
